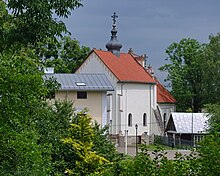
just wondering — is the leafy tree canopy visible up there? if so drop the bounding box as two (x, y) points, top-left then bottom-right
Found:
(37, 36), (91, 73)
(0, 0), (90, 174)
(204, 104), (220, 133)
(159, 38), (204, 112)
(160, 34), (220, 112)
(0, 48), (50, 175)
(1, 0), (82, 51)
(62, 112), (109, 175)
(202, 33), (220, 105)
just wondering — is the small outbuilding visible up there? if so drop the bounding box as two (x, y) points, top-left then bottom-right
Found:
(165, 112), (209, 147)
(45, 73), (114, 127)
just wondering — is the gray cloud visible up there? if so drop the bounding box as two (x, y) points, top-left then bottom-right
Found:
(63, 0), (220, 83)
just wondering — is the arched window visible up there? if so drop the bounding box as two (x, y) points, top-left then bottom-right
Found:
(163, 113), (167, 129)
(128, 113), (132, 127)
(143, 113), (147, 126)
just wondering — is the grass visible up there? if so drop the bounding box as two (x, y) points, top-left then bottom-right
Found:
(143, 144), (174, 151)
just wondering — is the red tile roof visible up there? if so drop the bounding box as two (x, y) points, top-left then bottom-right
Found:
(132, 51), (175, 103)
(94, 49), (156, 83)
(156, 80), (176, 103)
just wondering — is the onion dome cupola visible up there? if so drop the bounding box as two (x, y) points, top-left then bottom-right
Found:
(106, 12), (122, 57)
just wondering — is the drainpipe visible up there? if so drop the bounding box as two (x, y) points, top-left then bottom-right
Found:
(149, 85), (152, 136)
(120, 83), (128, 154)
(65, 90), (69, 100)
(120, 83), (125, 96)
(125, 88), (128, 154)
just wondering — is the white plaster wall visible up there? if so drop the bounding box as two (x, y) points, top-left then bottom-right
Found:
(149, 103), (176, 136)
(76, 52), (117, 87)
(75, 51), (161, 136)
(101, 92), (107, 127)
(151, 114), (163, 135)
(147, 84), (164, 136)
(158, 103), (176, 126)
(119, 83), (153, 136)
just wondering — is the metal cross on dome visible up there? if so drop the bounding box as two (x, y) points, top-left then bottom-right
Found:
(111, 12), (118, 26)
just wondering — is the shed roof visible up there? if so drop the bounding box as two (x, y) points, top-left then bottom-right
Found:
(168, 113), (209, 134)
(44, 73), (114, 91)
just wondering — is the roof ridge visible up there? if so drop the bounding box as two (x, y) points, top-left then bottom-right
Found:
(94, 49), (131, 55)
(129, 52), (156, 82)
(55, 73), (106, 75)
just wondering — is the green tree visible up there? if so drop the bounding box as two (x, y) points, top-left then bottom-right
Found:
(37, 36), (91, 73)
(62, 112), (108, 175)
(202, 33), (220, 105)
(197, 132), (220, 176)
(196, 104), (220, 176)
(102, 146), (200, 176)
(0, 0), (85, 174)
(0, 48), (51, 175)
(1, 0), (82, 51)
(159, 38), (204, 112)
(0, 1), (11, 52)
(92, 122), (118, 161)
(44, 76), (61, 99)
(204, 104), (220, 133)
(35, 100), (74, 175)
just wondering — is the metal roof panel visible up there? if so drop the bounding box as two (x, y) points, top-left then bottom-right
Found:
(44, 73), (114, 91)
(171, 113), (209, 134)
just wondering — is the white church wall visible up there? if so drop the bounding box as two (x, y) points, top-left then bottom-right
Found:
(149, 84), (162, 136)
(150, 115), (163, 135)
(158, 103), (176, 128)
(118, 83), (153, 136)
(76, 51), (162, 137)
(101, 92), (108, 128)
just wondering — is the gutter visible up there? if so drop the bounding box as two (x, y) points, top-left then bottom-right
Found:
(118, 80), (156, 85)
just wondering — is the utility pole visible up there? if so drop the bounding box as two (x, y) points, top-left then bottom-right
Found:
(125, 130), (128, 154)
(191, 97), (194, 147)
(135, 124), (138, 156)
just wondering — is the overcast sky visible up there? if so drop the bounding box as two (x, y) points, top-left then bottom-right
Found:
(63, 0), (220, 82)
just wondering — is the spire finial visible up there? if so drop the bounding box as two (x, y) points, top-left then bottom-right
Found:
(111, 12), (118, 27)
(106, 12), (122, 57)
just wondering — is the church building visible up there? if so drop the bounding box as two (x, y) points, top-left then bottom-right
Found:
(75, 13), (176, 144)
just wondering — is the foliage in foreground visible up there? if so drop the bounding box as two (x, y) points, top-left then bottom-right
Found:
(102, 146), (200, 176)
(62, 113), (109, 175)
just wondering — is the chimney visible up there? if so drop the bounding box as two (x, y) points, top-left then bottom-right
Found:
(44, 67), (54, 74)
(128, 48), (133, 54)
(147, 65), (154, 77)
